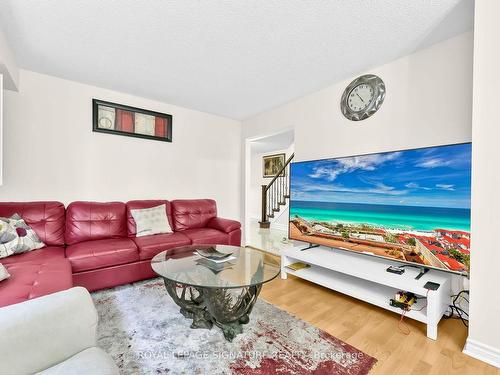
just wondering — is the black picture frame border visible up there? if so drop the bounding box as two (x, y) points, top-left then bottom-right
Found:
(92, 98), (173, 143)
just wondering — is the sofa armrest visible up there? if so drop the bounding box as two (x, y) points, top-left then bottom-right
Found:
(207, 217), (241, 234)
(0, 287), (98, 375)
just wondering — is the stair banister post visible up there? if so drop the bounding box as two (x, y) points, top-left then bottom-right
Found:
(261, 184), (267, 224)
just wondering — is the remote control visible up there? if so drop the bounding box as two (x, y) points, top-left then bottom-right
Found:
(386, 266), (404, 275)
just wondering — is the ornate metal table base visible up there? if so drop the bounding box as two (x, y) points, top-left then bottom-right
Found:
(163, 279), (262, 341)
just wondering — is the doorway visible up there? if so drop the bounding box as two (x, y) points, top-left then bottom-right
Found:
(243, 129), (294, 255)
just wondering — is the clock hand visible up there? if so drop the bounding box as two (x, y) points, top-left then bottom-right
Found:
(356, 93), (365, 103)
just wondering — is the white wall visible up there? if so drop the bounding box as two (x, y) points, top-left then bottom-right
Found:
(0, 27), (18, 187)
(243, 32), (473, 161)
(464, 0), (500, 367)
(0, 28), (18, 91)
(0, 70), (242, 220)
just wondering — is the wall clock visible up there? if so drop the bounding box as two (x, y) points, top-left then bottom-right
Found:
(340, 74), (385, 121)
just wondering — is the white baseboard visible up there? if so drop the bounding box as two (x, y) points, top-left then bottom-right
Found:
(463, 338), (500, 368)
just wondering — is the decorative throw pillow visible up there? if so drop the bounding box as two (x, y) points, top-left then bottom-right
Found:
(0, 219), (17, 244)
(0, 214), (45, 259)
(0, 263), (10, 282)
(0, 219), (17, 259)
(130, 204), (173, 237)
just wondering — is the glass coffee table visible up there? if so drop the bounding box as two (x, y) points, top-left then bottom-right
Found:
(151, 245), (280, 341)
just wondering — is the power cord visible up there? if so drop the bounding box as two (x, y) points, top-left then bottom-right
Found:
(443, 290), (469, 327)
(397, 290), (469, 335)
(397, 289), (430, 335)
(398, 310), (410, 335)
(396, 264), (421, 270)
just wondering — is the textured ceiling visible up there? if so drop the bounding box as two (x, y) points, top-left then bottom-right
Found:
(0, 1), (474, 120)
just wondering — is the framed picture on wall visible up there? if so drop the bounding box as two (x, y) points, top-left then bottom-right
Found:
(263, 153), (286, 178)
(92, 99), (173, 142)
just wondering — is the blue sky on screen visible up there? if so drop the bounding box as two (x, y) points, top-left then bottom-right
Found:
(290, 143), (472, 208)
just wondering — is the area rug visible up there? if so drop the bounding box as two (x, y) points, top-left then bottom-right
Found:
(92, 279), (377, 374)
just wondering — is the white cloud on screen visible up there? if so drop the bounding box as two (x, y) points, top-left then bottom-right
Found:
(308, 152), (401, 181)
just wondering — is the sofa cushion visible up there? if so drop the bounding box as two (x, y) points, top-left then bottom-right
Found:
(0, 260), (73, 307)
(36, 347), (119, 375)
(0, 202), (65, 246)
(170, 199), (217, 231)
(66, 238), (139, 273)
(133, 232), (191, 260)
(207, 217), (241, 233)
(0, 287), (105, 375)
(126, 200), (172, 237)
(131, 204), (173, 237)
(0, 246), (66, 266)
(181, 228), (229, 245)
(65, 202), (127, 245)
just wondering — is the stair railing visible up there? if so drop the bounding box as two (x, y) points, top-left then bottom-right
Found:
(259, 153), (294, 228)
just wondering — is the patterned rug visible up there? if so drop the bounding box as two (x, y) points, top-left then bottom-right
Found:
(92, 279), (377, 374)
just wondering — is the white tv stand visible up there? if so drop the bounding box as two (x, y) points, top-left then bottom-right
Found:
(281, 245), (453, 340)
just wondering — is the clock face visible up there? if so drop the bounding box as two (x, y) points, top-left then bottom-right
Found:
(340, 74), (385, 121)
(347, 84), (374, 112)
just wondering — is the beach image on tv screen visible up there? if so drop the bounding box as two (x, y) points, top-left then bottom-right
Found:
(289, 143), (471, 273)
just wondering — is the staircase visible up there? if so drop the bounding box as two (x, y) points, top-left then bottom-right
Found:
(259, 153), (294, 228)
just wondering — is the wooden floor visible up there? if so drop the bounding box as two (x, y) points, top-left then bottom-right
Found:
(259, 274), (499, 374)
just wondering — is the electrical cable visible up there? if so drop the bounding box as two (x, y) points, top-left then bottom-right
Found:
(398, 310), (410, 335)
(443, 290), (469, 327)
(396, 265), (421, 270)
(397, 289), (430, 334)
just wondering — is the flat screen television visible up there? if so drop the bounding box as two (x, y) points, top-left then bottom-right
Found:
(289, 143), (471, 275)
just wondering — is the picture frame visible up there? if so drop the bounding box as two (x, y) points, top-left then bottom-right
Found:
(92, 99), (173, 142)
(263, 153), (286, 178)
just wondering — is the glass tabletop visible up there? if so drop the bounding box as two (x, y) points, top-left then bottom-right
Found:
(151, 245), (280, 289)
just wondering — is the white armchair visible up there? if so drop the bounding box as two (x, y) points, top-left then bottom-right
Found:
(0, 287), (119, 375)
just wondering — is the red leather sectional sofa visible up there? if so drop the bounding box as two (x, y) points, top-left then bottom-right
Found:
(0, 199), (241, 307)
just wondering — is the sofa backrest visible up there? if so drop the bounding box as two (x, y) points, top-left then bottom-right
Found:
(0, 202), (65, 246)
(170, 199), (217, 231)
(126, 200), (172, 237)
(65, 201), (127, 245)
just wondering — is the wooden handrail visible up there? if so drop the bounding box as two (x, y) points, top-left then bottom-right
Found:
(260, 153), (294, 227)
(264, 153), (294, 192)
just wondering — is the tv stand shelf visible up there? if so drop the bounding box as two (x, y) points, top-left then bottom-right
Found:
(281, 246), (452, 340)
